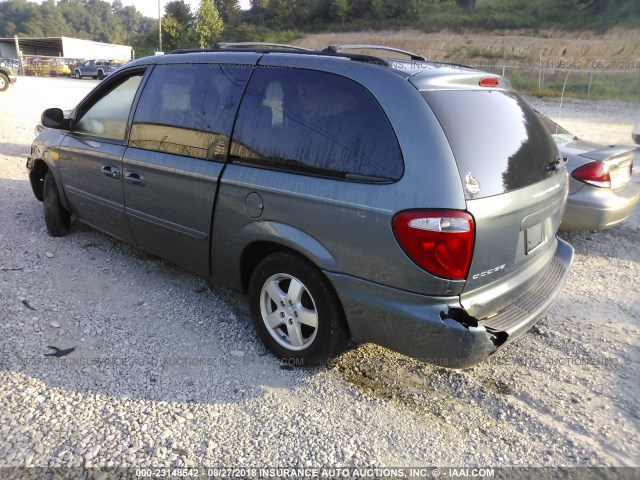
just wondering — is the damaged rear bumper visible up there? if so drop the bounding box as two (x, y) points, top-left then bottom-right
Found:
(325, 237), (573, 369)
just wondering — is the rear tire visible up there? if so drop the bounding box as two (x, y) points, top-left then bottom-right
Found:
(249, 251), (349, 367)
(43, 171), (70, 237)
(74, 71), (81, 79)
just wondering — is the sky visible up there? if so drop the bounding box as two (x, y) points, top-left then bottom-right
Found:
(123, 0), (250, 18)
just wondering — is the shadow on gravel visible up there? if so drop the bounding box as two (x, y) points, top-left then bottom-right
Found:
(1, 177), (317, 408)
(0, 141), (31, 157)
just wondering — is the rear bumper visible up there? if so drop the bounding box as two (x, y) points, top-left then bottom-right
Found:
(326, 237), (573, 369)
(9, 74), (17, 84)
(560, 182), (640, 231)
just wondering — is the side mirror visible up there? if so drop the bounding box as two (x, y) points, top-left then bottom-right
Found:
(41, 108), (69, 130)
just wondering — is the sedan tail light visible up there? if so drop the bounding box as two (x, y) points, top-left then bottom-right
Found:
(393, 210), (475, 280)
(572, 161), (611, 188)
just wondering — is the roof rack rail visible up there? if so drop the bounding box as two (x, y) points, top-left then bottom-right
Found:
(212, 42), (314, 52)
(169, 43), (394, 67)
(323, 45), (425, 61)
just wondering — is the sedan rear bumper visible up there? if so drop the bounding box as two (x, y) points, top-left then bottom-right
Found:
(325, 237), (573, 369)
(560, 182), (640, 231)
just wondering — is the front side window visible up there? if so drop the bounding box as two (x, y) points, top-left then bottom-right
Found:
(230, 67), (403, 182)
(129, 63), (251, 160)
(75, 73), (143, 140)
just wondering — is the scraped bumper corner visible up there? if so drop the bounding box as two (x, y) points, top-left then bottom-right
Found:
(326, 237), (573, 369)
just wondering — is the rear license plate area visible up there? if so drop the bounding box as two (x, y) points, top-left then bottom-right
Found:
(525, 222), (545, 254)
(610, 164), (631, 189)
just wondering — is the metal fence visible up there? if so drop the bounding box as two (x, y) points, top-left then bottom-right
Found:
(479, 63), (640, 101)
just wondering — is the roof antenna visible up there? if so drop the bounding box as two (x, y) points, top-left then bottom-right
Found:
(556, 70), (571, 135)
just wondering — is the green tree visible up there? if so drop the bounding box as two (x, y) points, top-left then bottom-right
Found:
(215, 0), (241, 24)
(409, 0), (440, 17)
(58, 0), (93, 39)
(347, 0), (373, 19)
(41, 0), (73, 37)
(162, 1), (195, 50)
(372, 0), (405, 18)
(454, 0), (476, 12)
(196, 0), (224, 47)
(332, 0), (350, 23)
(165, 0), (194, 25)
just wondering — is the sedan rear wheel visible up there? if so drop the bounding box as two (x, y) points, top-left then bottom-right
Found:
(249, 252), (349, 366)
(43, 171), (70, 237)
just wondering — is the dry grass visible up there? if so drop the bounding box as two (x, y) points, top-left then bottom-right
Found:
(295, 28), (640, 67)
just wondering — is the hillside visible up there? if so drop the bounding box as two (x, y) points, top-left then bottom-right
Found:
(294, 28), (640, 99)
(295, 28), (640, 67)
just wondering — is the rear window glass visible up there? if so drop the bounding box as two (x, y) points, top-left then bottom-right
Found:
(230, 67), (403, 182)
(423, 90), (558, 199)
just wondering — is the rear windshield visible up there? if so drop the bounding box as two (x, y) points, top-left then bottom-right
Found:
(423, 90), (558, 199)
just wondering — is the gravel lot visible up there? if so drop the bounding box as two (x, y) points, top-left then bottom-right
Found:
(1, 76), (639, 470)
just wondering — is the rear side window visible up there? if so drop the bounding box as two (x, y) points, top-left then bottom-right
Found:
(423, 90), (558, 199)
(230, 67), (403, 182)
(130, 64), (251, 160)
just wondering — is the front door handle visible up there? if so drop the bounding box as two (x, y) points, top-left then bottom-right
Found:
(101, 164), (120, 179)
(125, 171), (146, 187)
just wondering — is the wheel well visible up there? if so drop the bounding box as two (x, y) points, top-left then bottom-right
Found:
(239, 241), (290, 293)
(29, 159), (49, 202)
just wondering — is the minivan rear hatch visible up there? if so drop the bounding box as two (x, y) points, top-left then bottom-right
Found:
(419, 87), (567, 320)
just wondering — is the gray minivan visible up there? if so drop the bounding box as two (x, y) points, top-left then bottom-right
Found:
(28, 43), (573, 368)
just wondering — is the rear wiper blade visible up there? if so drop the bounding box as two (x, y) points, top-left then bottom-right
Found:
(545, 156), (568, 172)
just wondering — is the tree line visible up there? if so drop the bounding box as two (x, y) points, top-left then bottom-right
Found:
(0, 0), (638, 57)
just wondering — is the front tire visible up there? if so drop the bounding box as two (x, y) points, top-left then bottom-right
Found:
(43, 171), (70, 237)
(0, 73), (8, 92)
(249, 252), (349, 366)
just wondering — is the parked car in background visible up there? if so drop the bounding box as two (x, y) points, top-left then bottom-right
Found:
(538, 114), (640, 231)
(28, 43), (573, 368)
(633, 121), (640, 145)
(23, 57), (46, 76)
(73, 59), (124, 80)
(48, 58), (73, 77)
(0, 57), (18, 91)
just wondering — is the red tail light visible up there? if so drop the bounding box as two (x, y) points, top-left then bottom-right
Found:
(572, 161), (611, 188)
(479, 77), (499, 87)
(393, 210), (475, 280)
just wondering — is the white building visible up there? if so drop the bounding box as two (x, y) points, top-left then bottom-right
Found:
(0, 36), (132, 61)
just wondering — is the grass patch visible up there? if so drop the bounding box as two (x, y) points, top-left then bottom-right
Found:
(504, 69), (640, 101)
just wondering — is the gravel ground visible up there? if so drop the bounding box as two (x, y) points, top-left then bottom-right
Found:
(0, 77), (639, 470)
